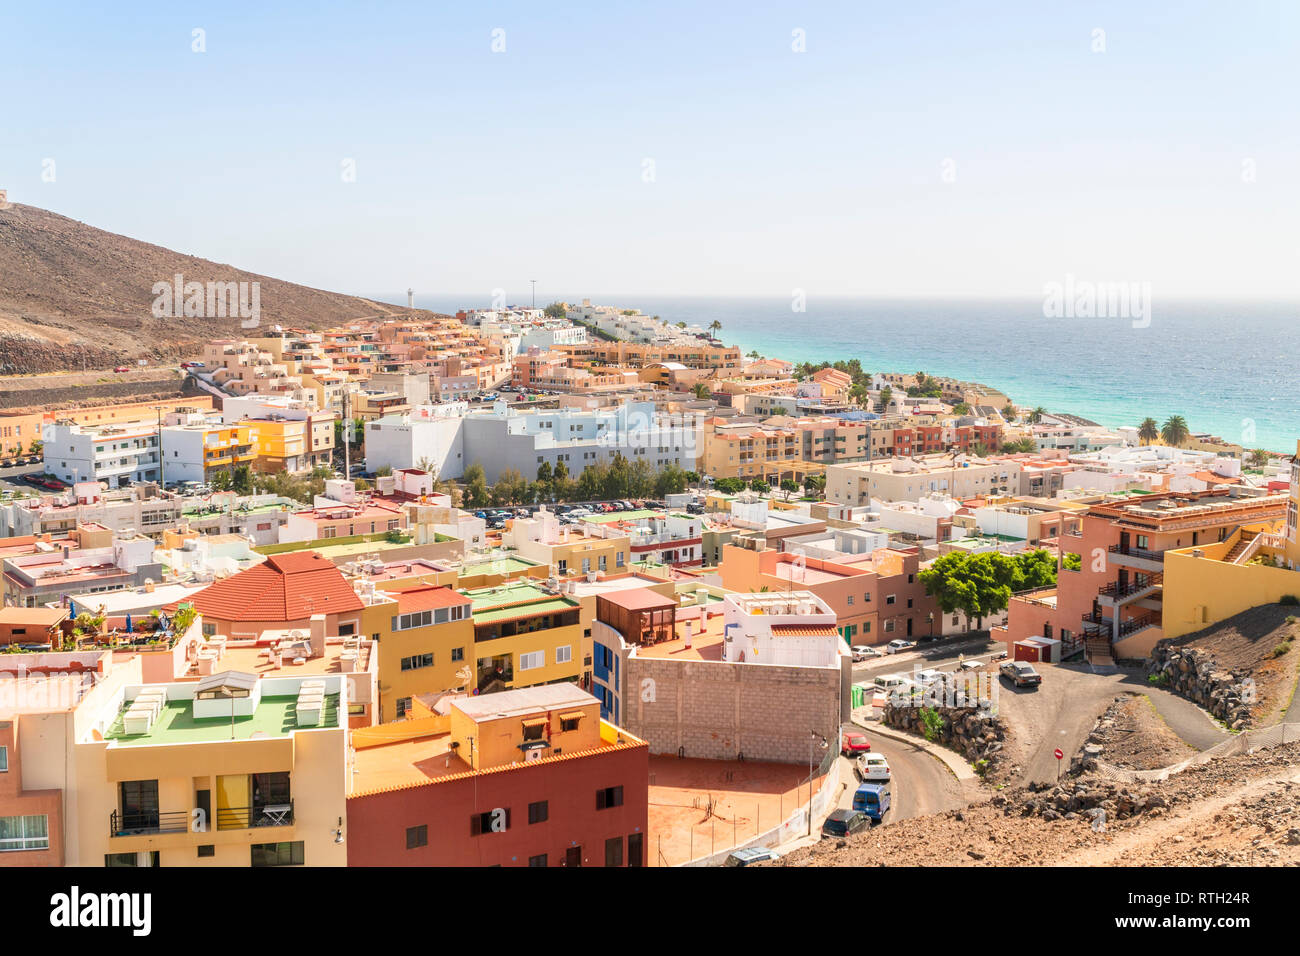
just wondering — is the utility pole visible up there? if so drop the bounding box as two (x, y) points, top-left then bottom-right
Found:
(343, 390), (351, 478)
(530, 279), (536, 310)
(158, 407), (165, 490)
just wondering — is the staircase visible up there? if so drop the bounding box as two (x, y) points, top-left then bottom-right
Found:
(1224, 531), (1261, 565)
(1085, 635), (1116, 673)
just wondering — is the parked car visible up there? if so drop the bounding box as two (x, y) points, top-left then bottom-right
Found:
(840, 730), (871, 757)
(850, 645), (880, 662)
(957, 659), (984, 672)
(113, 366), (130, 372)
(914, 668), (945, 686)
(855, 753), (891, 784)
(1000, 660), (1042, 687)
(992, 650), (1009, 661)
(886, 639), (916, 654)
(723, 847), (781, 867)
(851, 783), (891, 823)
(821, 809), (871, 839)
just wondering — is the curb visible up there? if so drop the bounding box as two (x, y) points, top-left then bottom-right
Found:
(853, 716), (979, 782)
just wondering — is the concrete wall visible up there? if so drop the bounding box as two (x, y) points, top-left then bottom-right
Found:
(622, 655), (848, 764)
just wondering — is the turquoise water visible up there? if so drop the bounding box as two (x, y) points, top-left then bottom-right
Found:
(394, 294), (1300, 454)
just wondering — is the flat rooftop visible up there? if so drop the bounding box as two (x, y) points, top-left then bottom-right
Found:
(216, 639), (373, 678)
(634, 611), (727, 662)
(459, 556), (539, 576)
(104, 694), (340, 745)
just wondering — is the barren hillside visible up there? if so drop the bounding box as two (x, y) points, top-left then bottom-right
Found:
(0, 202), (420, 373)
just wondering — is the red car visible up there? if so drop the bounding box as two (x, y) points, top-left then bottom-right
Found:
(113, 366), (130, 372)
(840, 730), (871, 757)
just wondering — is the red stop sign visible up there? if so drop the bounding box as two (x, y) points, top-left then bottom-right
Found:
(1054, 748), (1064, 760)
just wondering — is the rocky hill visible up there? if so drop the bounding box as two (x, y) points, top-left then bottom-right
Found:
(0, 202), (419, 373)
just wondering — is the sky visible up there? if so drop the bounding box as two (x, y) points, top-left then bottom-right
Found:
(2, 1), (1298, 302)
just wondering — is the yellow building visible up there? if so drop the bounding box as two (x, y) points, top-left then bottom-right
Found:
(74, 669), (350, 866)
(464, 581), (584, 695)
(248, 412), (335, 474)
(362, 585), (475, 721)
(504, 510), (631, 577)
(1159, 441), (1299, 639)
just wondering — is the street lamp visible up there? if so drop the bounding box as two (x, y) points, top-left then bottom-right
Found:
(928, 611), (934, 637)
(807, 731), (828, 835)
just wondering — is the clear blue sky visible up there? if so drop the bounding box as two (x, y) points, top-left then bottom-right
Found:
(3, 1), (1297, 301)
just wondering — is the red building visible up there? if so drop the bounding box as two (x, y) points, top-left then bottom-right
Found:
(347, 685), (649, 866)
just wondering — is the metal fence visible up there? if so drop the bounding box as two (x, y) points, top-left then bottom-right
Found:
(1090, 722), (1300, 783)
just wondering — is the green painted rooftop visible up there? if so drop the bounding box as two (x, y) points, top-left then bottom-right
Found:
(463, 581), (555, 609)
(580, 509), (659, 523)
(472, 598), (577, 625)
(104, 695), (340, 745)
(460, 556), (538, 575)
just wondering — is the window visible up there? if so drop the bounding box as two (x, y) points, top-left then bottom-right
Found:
(616, 552), (624, 568)
(529, 853), (548, 867)
(846, 595), (853, 606)
(863, 592), (871, 602)
(596, 786), (624, 810)
(0, 746), (6, 772)
(451, 647), (464, 662)
(886, 594), (896, 605)
(598, 554), (607, 571)
(251, 841), (304, 867)
(519, 651), (544, 671)
(522, 720), (546, 741)
(605, 836), (624, 867)
(470, 809), (511, 835)
(406, 825), (428, 849)
(395, 697), (412, 719)
(528, 800), (549, 824)
(884, 620), (895, 632)
(401, 653), (434, 671)
(628, 832), (644, 867)
(0, 814), (48, 851)
(555, 645), (572, 665)
(197, 844), (215, 858)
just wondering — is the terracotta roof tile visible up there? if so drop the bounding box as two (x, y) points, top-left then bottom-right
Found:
(190, 551), (364, 623)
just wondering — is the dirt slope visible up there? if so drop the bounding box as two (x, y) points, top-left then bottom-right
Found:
(0, 202), (418, 372)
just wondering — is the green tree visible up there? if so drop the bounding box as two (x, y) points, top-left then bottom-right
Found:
(748, 475), (769, 492)
(543, 301), (566, 319)
(879, 386), (893, 410)
(780, 478), (799, 500)
(536, 460), (552, 491)
(1000, 438), (1037, 454)
(715, 476), (747, 494)
(232, 464), (254, 496)
(210, 470), (234, 492)
(1028, 406), (1047, 424)
(708, 319), (722, 338)
(1248, 448), (1270, 469)
(1062, 552), (1082, 571)
(692, 382), (712, 400)
(463, 462), (489, 509)
(1160, 415), (1190, 448)
(952, 402), (971, 415)
(918, 551), (1020, 631)
(1137, 418), (1160, 445)
(1000, 404), (1016, 422)
(804, 474), (826, 497)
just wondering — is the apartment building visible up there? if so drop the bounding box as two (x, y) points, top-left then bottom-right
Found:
(2, 527), (162, 608)
(504, 509), (631, 577)
(590, 589), (849, 762)
(998, 488), (1287, 664)
(699, 416), (869, 483)
(464, 581), (584, 694)
(557, 340), (742, 372)
(826, 454), (1023, 507)
(43, 420), (162, 489)
(718, 542), (937, 645)
(159, 418), (258, 484)
(371, 584), (474, 721)
(511, 348), (640, 393)
(347, 684), (648, 867)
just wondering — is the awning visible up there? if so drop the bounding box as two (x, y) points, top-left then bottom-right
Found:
(521, 717), (548, 728)
(557, 710), (586, 722)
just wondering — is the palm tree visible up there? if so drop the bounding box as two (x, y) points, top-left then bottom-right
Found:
(692, 382), (711, 400)
(1248, 448), (1270, 469)
(1000, 404), (1016, 422)
(1029, 406), (1047, 424)
(707, 320), (722, 339)
(1137, 418), (1159, 445)
(1160, 415), (1190, 448)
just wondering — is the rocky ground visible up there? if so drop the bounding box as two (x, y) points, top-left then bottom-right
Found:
(1149, 605), (1300, 728)
(1080, 694), (1198, 771)
(774, 742), (1300, 867)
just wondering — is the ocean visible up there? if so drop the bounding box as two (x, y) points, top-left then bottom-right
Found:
(388, 294), (1300, 454)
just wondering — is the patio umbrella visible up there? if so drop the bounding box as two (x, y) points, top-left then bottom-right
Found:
(125, 614), (133, 634)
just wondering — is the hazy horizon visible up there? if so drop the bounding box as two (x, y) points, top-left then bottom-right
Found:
(4, 1), (1298, 301)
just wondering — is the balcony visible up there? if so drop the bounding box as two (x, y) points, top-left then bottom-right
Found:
(1107, 543), (1165, 573)
(1096, 573), (1163, 607)
(216, 802), (295, 830)
(110, 809), (190, 838)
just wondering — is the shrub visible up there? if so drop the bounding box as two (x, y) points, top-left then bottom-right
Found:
(919, 706), (944, 742)
(1280, 595), (1299, 606)
(1147, 672), (1169, 686)
(1273, 642), (1293, 658)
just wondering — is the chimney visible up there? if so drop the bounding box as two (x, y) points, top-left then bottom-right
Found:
(684, 619), (693, 649)
(309, 613), (327, 659)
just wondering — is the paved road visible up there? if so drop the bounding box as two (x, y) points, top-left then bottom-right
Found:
(840, 722), (967, 826)
(851, 633), (1000, 680)
(1002, 663), (1230, 785)
(0, 463), (44, 493)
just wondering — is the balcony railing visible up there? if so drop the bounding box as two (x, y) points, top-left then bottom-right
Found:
(216, 801), (295, 831)
(1098, 574), (1162, 599)
(110, 809), (190, 838)
(1107, 544), (1165, 563)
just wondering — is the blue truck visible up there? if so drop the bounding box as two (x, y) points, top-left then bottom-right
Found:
(851, 782), (891, 823)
